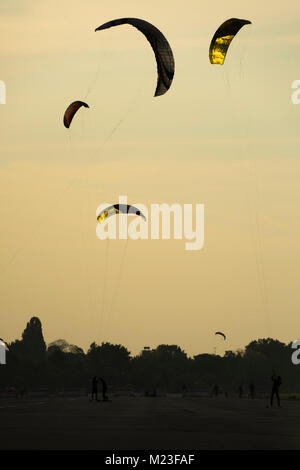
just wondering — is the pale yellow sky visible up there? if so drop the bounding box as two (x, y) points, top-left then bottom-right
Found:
(1, 1), (300, 356)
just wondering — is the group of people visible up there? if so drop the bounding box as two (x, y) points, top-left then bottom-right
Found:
(92, 371), (282, 406)
(211, 371), (282, 407)
(90, 376), (108, 402)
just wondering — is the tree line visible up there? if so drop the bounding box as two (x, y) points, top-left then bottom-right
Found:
(0, 317), (298, 395)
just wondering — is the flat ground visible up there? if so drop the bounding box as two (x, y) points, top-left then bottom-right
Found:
(0, 395), (299, 450)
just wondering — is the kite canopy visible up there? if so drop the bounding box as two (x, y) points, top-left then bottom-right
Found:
(97, 204), (146, 223)
(95, 18), (175, 97)
(215, 331), (226, 340)
(209, 18), (251, 65)
(63, 101), (89, 128)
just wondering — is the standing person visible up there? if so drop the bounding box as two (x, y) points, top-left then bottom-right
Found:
(91, 376), (99, 401)
(100, 377), (108, 401)
(238, 384), (243, 398)
(212, 384), (219, 397)
(249, 383), (255, 399)
(270, 372), (282, 408)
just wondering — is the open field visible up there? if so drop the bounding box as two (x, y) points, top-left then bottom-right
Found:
(0, 395), (299, 450)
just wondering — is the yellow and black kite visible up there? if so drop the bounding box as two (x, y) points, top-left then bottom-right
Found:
(97, 204), (146, 223)
(209, 18), (251, 65)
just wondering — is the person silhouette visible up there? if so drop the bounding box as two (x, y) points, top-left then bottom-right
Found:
(99, 377), (108, 401)
(91, 376), (98, 401)
(249, 383), (255, 399)
(270, 372), (282, 408)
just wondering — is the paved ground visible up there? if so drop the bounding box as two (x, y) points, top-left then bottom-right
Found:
(0, 395), (299, 449)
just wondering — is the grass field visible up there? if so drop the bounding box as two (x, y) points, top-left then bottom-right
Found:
(0, 395), (299, 450)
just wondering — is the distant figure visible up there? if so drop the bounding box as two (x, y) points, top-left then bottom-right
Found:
(17, 387), (25, 399)
(249, 383), (255, 399)
(270, 372), (282, 408)
(238, 385), (243, 398)
(91, 376), (98, 401)
(99, 377), (108, 401)
(212, 384), (219, 397)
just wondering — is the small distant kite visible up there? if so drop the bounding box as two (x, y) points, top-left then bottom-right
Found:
(63, 101), (89, 128)
(215, 332), (226, 340)
(95, 18), (175, 97)
(97, 204), (146, 223)
(209, 18), (252, 65)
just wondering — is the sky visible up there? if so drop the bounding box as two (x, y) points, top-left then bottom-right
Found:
(1, 0), (300, 357)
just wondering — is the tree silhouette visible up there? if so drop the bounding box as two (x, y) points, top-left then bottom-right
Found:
(1, 318), (299, 395)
